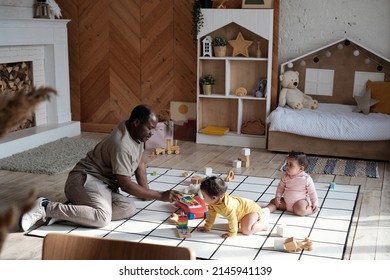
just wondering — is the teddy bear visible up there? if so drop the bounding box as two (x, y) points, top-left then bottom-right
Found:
(278, 70), (318, 110)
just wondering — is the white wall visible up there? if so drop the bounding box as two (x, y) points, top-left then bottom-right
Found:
(279, 0), (390, 64)
(0, 0), (34, 18)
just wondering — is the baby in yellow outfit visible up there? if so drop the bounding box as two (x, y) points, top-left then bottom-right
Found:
(197, 176), (270, 238)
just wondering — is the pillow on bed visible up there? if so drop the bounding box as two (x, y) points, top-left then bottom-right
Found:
(366, 80), (390, 114)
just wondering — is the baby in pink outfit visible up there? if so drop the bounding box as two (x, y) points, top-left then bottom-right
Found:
(267, 151), (318, 216)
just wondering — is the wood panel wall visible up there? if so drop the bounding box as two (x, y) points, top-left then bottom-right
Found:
(57, 0), (196, 132)
(57, 0), (278, 133)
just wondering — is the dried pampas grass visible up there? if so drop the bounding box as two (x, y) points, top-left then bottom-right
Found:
(0, 86), (57, 138)
(0, 86), (56, 252)
(0, 189), (36, 252)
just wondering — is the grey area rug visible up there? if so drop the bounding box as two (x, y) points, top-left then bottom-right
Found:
(0, 137), (100, 175)
(280, 156), (379, 178)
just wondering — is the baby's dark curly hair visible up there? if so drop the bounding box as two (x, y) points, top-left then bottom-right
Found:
(288, 151), (309, 169)
(200, 176), (227, 198)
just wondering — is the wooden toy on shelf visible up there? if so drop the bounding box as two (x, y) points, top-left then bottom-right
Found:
(202, 36), (213, 57)
(175, 194), (207, 220)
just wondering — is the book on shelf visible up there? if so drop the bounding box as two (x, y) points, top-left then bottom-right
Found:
(201, 126), (229, 135)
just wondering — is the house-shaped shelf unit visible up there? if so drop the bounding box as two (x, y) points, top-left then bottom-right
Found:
(196, 9), (273, 149)
(197, 9), (273, 97)
(280, 37), (390, 105)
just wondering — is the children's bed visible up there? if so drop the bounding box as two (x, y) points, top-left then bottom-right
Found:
(267, 103), (390, 161)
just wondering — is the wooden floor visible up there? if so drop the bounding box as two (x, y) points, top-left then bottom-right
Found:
(0, 132), (389, 260)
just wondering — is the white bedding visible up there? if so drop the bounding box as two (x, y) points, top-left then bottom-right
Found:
(267, 103), (390, 141)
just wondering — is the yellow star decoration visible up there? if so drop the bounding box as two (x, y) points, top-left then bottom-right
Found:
(228, 32), (253, 57)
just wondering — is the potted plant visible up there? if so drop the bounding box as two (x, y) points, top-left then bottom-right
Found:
(212, 37), (228, 57)
(199, 73), (215, 95)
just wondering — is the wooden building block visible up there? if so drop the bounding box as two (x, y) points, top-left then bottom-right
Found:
(274, 238), (285, 251)
(284, 237), (300, 252)
(233, 159), (242, 168)
(239, 155), (250, 167)
(276, 224), (291, 237)
(241, 148), (251, 156)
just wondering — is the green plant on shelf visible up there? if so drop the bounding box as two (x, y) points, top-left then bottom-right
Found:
(212, 37), (227, 46)
(199, 73), (215, 85)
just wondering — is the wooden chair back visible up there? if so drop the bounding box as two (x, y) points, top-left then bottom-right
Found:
(42, 233), (196, 260)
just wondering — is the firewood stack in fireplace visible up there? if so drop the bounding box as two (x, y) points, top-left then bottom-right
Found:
(0, 61), (35, 132)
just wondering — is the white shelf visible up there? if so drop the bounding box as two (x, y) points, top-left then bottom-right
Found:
(199, 56), (269, 61)
(196, 9), (273, 149)
(198, 94), (267, 100)
(196, 132), (266, 149)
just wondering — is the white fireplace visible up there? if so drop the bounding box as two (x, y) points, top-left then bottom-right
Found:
(0, 18), (80, 159)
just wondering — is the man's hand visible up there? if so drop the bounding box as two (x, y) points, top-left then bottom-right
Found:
(160, 190), (181, 202)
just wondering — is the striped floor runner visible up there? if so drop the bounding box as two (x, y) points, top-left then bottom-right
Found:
(280, 156), (379, 178)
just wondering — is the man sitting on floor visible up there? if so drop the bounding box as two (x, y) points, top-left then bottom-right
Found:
(20, 104), (180, 231)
